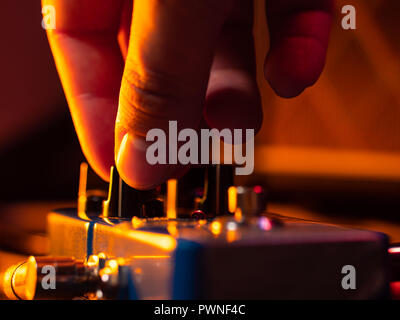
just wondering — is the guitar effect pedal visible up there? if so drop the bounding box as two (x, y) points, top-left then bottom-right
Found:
(2, 164), (390, 300)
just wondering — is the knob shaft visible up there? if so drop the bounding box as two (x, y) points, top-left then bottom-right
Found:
(235, 186), (267, 221)
(102, 167), (163, 219)
(196, 165), (234, 216)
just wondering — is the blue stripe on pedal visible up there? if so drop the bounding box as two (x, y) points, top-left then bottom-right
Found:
(86, 221), (95, 258)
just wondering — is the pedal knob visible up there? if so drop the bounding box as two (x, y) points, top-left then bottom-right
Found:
(234, 186), (267, 221)
(195, 165), (234, 216)
(102, 167), (163, 219)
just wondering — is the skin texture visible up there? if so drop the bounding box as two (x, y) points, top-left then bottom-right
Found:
(43, 0), (333, 189)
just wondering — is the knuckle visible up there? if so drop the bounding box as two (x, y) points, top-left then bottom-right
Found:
(118, 64), (202, 136)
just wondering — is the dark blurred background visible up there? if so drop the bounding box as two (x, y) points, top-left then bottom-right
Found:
(0, 0), (84, 200)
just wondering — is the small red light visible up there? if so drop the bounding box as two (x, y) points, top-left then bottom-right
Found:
(254, 185), (262, 194)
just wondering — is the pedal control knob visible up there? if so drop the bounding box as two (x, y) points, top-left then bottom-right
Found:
(234, 186), (267, 221)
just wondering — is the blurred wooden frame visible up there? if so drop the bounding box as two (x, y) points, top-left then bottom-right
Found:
(255, 146), (400, 182)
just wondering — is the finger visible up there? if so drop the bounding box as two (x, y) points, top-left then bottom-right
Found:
(116, 0), (232, 189)
(42, 0), (125, 180)
(265, 0), (334, 98)
(204, 0), (263, 135)
(118, 0), (133, 59)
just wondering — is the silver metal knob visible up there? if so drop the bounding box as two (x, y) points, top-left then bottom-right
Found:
(231, 186), (267, 222)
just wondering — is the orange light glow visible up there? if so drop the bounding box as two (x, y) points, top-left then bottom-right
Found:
(210, 221), (222, 236)
(102, 217), (115, 226)
(134, 267), (142, 274)
(131, 216), (144, 229)
(102, 167), (115, 218)
(77, 162), (91, 220)
(167, 221), (178, 237)
(117, 257), (126, 266)
(86, 255), (99, 268)
(228, 186), (237, 213)
(234, 208), (243, 222)
(124, 230), (177, 251)
(98, 252), (107, 260)
(256, 146), (400, 181)
(226, 231), (239, 243)
(131, 255), (170, 259)
(167, 179), (177, 219)
(106, 259), (119, 272)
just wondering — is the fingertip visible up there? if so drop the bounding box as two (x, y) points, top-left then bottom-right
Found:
(204, 70), (263, 134)
(115, 132), (182, 190)
(264, 37), (326, 98)
(79, 133), (115, 182)
(86, 158), (112, 182)
(115, 132), (155, 189)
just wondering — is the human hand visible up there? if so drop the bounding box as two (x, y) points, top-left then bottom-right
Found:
(43, 0), (333, 189)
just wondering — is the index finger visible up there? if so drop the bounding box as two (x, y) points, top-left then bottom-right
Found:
(42, 0), (125, 180)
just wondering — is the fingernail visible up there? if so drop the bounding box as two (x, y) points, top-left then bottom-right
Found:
(116, 133), (130, 166)
(116, 132), (179, 190)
